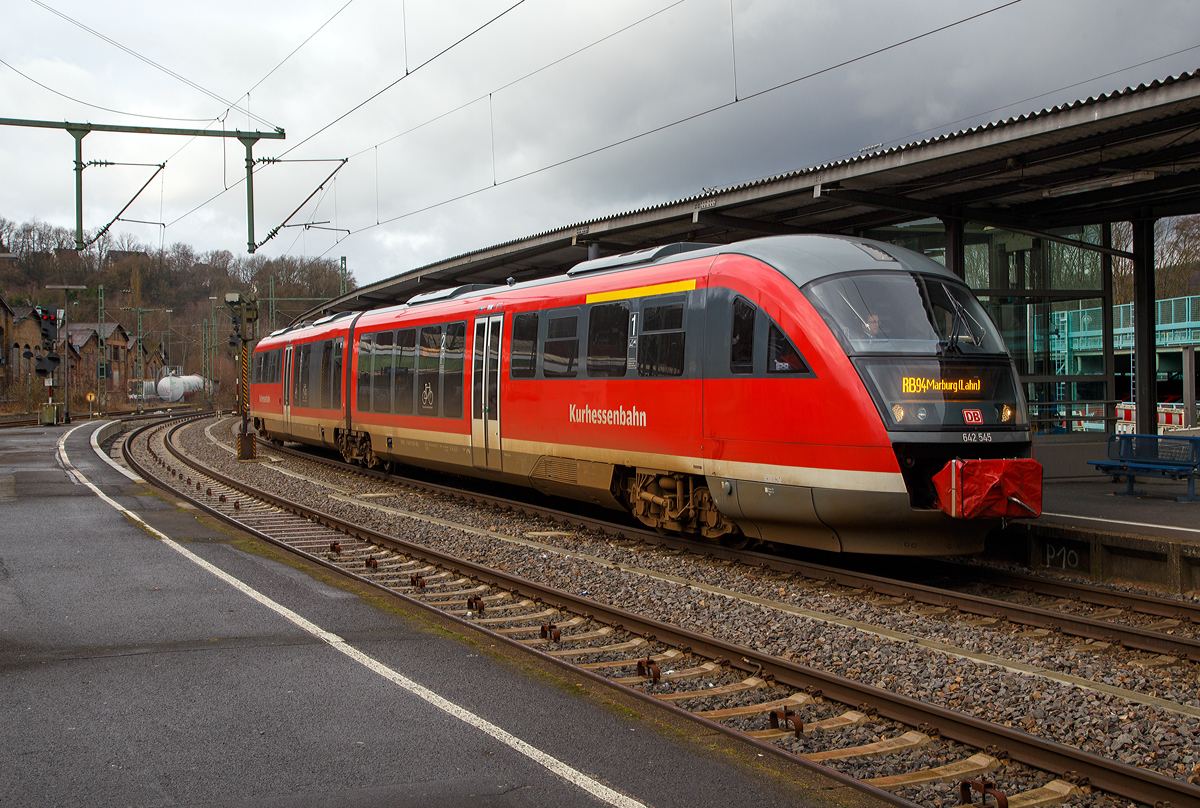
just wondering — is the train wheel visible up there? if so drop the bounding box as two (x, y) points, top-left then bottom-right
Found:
(720, 533), (754, 551)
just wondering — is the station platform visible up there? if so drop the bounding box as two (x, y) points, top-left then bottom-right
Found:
(998, 473), (1200, 595)
(0, 421), (882, 808)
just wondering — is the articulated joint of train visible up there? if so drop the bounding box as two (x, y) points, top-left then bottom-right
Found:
(625, 470), (737, 540)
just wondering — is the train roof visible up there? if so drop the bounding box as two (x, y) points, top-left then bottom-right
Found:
(570, 233), (960, 288)
(257, 234), (958, 347)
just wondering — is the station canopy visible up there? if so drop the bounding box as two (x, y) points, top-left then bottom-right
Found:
(301, 69), (1200, 321)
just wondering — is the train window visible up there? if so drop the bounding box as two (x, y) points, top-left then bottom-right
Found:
(587, 302), (629, 378)
(395, 329), (415, 415)
(443, 322), (466, 419)
(268, 349), (280, 384)
(473, 322), (486, 418)
(638, 299), (685, 377)
(643, 302), (684, 332)
(510, 313), (538, 379)
(252, 353), (263, 384)
(543, 314), (578, 378)
(487, 318), (501, 419)
(731, 298), (755, 375)
(418, 325), (442, 416)
(330, 339), (343, 410)
(356, 333), (374, 411)
(309, 341), (326, 409)
(767, 323), (809, 374)
(295, 343), (311, 407)
(318, 341), (333, 409)
(372, 331), (395, 413)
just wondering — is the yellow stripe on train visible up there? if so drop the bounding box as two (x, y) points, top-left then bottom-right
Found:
(585, 279), (696, 304)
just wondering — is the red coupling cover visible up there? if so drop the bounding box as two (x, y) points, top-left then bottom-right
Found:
(933, 458), (1043, 519)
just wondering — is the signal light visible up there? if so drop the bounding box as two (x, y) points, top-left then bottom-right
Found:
(36, 305), (58, 346)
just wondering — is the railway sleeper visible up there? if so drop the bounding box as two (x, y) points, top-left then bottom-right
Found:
(696, 692), (814, 719)
(576, 649), (681, 670)
(865, 752), (999, 790)
(521, 626), (613, 646)
(473, 608), (560, 626)
(745, 709), (867, 738)
(615, 661), (720, 685)
(653, 676), (766, 702)
(803, 729), (929, 762)
(494, 616), (584, 636)
(953, 779), (1079, 808)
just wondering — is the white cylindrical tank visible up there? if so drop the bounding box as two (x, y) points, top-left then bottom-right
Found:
(157, 374), (208, 402)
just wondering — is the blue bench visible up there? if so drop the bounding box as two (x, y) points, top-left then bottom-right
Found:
(1089, 433), (1200, 502)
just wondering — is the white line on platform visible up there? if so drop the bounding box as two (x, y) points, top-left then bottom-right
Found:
(1042, 512), (1200, 535)
(89, 420), (145, 482)
(59, 423), (646, 808)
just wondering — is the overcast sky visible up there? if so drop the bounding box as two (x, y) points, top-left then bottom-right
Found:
(3, 0), (1198, 287)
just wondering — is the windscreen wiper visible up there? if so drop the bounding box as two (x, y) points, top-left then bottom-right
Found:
(944, 292), (977, 353)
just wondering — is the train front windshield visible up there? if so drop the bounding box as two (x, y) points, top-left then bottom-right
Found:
(805, 271), (1027, 432)
(805, 271), (1003, 356)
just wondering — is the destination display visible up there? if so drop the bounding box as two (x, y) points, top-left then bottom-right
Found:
(855, 359), (1026, 431)
(900, 375), (983, 398)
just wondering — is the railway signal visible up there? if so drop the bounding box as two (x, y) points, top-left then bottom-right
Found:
(36, 305), (58, 346)
(224, 291), (259, 461)
(32, 306), (61, 378)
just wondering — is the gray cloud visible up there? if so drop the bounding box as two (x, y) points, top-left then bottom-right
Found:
(2, 0), (1198, 285)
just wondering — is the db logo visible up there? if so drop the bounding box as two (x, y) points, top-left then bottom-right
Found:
(963, 409), (984, 424)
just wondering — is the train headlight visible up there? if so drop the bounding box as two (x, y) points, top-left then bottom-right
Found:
(916, 406), (928, 421)
(1000, 404), (1013, 423)
(891, 404), (905, 422)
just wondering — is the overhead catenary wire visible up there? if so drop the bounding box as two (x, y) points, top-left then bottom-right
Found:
(167, 0), (690, 229)
(349, 0), (688, 159)
(30, 0), (280, 131)
(170, 0), (1025, 247)
(0, 57), (218, 122)
(279, 0), (529, 158)
(312, 0), (1029, 252)
(243, 0), (356, 98)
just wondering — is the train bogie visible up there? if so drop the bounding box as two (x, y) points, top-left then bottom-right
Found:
(250, 235), (1039, 556)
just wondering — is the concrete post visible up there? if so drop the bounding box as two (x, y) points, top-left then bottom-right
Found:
(940, 215), (965, 280)
(1132, 218), (1157, 435)
(1185, 345), (1197, 429)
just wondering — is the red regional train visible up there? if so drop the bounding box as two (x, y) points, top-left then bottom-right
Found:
(249, 235), (1039, 555)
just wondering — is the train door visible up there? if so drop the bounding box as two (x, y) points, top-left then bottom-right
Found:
(471, 315), (504, 470)
(281, 344), (293, 433)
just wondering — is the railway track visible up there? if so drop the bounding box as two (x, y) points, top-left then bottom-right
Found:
(120, 413), (1200, 808)
(256, 433), (1200, 666)
(0, 406), (202, 430)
